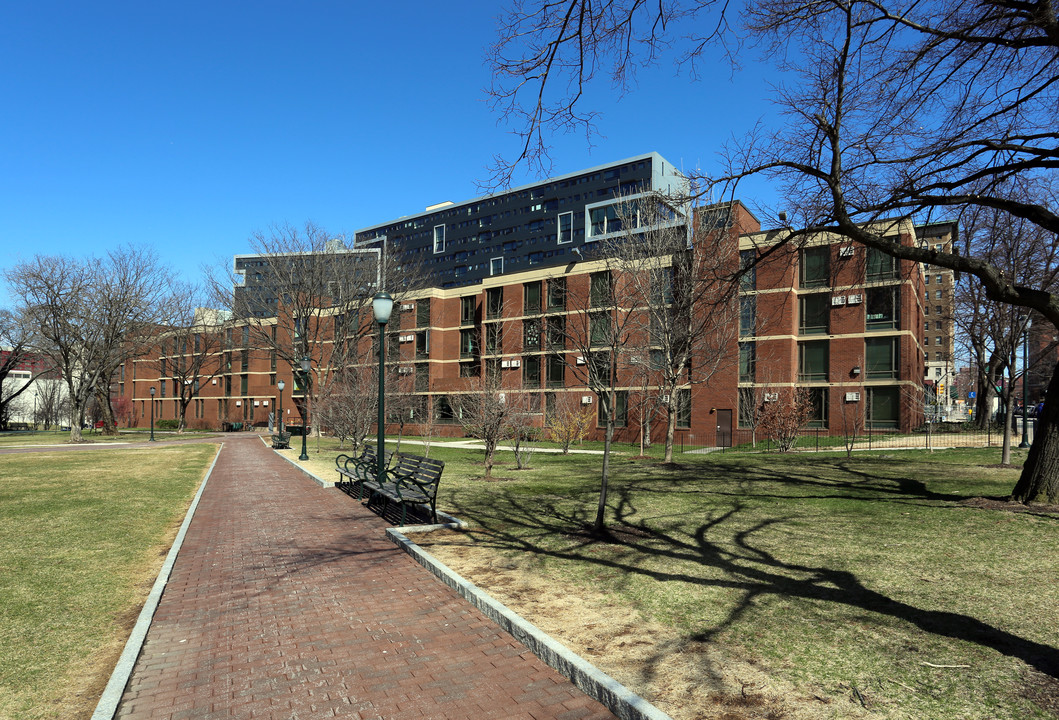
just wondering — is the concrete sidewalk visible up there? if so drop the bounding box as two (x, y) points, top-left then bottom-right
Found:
(112, 434), (615, 720)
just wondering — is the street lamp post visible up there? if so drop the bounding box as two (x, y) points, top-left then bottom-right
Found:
(1020, 317), (1032, 448)
(298, 356), (311, 461)
(277, 379), (285, 435)
(372, 291), (394, 489)
(149, 386), (156, 442)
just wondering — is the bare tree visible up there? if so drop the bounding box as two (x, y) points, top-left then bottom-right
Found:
(5, 250), (171, 442)
(315, 368), (377, 450)
(601, 195), (741, 461)
(207, 221), (428, 441)
(760, 387), (814, 452)
(546, 392), (595, 453)
(451, 375), (520, 479)
(488, 0), (1059, 502)
(0, 309), (38, 430)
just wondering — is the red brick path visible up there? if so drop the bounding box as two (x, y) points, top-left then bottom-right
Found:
(115, 435), (615, 720)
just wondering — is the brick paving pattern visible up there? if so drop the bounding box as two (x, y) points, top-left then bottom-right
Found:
(115, 435), (615, 720)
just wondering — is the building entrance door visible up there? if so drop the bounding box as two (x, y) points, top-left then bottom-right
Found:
(716, 409), (733, 448)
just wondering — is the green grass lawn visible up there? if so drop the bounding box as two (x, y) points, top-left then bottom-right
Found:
(0, 444), (218, 720)
(0, 429), (160, 446)
(292, 438), (1057, 719)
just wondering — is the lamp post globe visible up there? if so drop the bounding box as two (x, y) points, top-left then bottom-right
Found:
(149, 386), (156, 442)
(298, 356), (311, 461)
(372, 291), (393, 491)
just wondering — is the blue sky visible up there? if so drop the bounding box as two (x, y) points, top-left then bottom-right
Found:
(0, 1), (779, 305)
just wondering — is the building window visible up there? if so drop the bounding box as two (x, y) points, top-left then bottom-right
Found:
(460, 360), (480, 377)
(936, 335), (943, 346)
(740, 296), (756, 337)
(590, 311), (612, 346)
(547, 277), (566, 310)
(739, 342), (756, 383)
(868, 386), (900, 429)
(546, 354), (565, 387)
(866, 286), (898, 330)
(806, 388), (828, 428)
(935, 351), (943, 361)
(460, 329), (479, 358)
(558, 212), (573, 244)
(799, 293), (829, 335)
(867, 247), (898, 281)
(269, 374), (276, 386)
(590, 271), (613, 308)
(524, 281), (542, 314)
(675, 389), (691, 429)
(740, 249), (756, 291)
(490, 257), (504, 276)
(800, 246), (829, 288)
(486, 288), (503, 320)
(523, 318), (541, 350)
(865, 336), (898, 379)
(546, 316), (565, 349)
(523, 355), (541, 388)
(651, 267), (674, 306)
(486, 324), (502, 354)
(798, 340), (829, 382)
(935, 305), (943, 315)
(416, 299), (431, 327)
(433, 225), (445, 253)
(599, 391), (628, 427)
(241, 348), (249, 372)
(589, 204), (622, 237)
(240, 375), (248, 395)
(461, 296), (476, 325)
(415, 363), (429, 392)
(416, 330), (430, 359)
(936, 274), (942, 284)
(925, 274), (931, 285)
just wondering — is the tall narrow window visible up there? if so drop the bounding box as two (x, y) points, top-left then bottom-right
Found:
(461, 296), (476, 325)
(523, 355), (541, 388)
(590, 312), (612, 346)
(547, 277), (566, 310)
(740, 249), (757, 291)
(806, 388), (828, 428)
(460, 329), (478, 358)
(675, 389), (691, 429)
(599, 391), (628, 427)
(868, 386), (900, 428)
(486, 288), (503, 319)
(523, 318), (541, 350)
(524, 282), (542, 314)
(557, 212), (573, 244)
(800, 246), (830, 288)
(485, 324), (502, 354)
(415, 330), (429, 359)
(546, 354), (565, 387)
(739, 342), (756, 383)
(433, 225), (445, 253)
(740, 296), (756, 337)
(490, 257), (503, 276)
(416, 299), (431, 327)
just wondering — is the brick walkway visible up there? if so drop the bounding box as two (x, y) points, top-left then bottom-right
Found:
(115, 435), (615, 720)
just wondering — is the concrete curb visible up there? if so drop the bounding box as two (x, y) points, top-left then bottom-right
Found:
(387, 527), (674, 720)
(91, 443), (224, 720)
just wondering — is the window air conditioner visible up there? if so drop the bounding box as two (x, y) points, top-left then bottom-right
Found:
(400, 334), (414, 342)
(576, 356), (586, 365)
(847, 294), (863, 304)
(831, 295), (846, 306)
(501, 360), (511, 368)
(581, 395), (593, 404)
(509, 359), (520, 368)
(660, 394), (670, 402)
(398, 367), (413, 375)
(401, 303), (414, 311)
(839, 246), (855, 257)
(845, 392), (861, 402)
(764, 392), (779, 402)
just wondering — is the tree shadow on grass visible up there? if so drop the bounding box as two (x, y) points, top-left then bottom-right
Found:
(441, 476), (1059, 687)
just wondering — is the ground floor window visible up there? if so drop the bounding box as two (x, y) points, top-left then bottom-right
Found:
(868, 386), (900, 429)
(675, 389), (691, 429)
(598, 390), (628, 427)
(806, 387), (828, 428)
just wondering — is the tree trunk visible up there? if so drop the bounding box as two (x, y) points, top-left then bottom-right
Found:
(664, 403), (676, 463)
(1012, 362), (1059, 503)
(95, 382), (118, 436)
(1001, 389), (1015, 466)
(593, 408), (615, 534)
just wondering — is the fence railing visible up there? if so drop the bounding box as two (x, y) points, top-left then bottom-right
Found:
(680, 420), (1036, 454)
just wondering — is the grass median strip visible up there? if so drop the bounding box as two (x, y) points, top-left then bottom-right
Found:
(0, 444), (218, 720)
(292, 439), (1058, 720)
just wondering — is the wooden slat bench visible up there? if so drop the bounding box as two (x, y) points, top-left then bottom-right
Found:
(271, 431), (291, 449)
(337, 449), (444, 525)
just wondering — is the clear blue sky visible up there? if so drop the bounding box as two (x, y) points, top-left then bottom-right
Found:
(0, 1), (779, 305)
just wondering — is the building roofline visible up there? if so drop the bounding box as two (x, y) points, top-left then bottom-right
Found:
(353, 151), (679, 236)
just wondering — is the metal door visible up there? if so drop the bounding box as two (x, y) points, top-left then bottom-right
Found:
(716, 409), (733, 448)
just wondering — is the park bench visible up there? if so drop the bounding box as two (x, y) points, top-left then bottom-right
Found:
(335, 445), (392, 496)
(271, 431), (291, 449)
(336, 448), (445, 525)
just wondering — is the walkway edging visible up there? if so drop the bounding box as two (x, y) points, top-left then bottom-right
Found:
(387, 527), (674, 720)
(91, 443), (225, 720)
